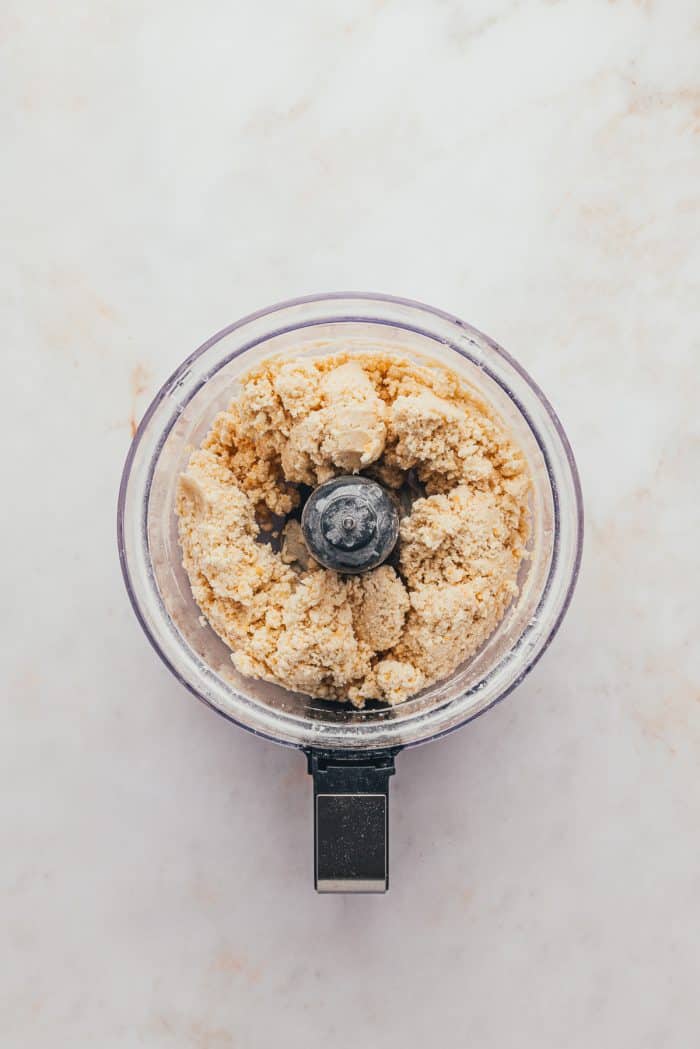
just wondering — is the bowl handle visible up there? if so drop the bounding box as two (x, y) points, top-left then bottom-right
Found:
(306, 748), (398, 893)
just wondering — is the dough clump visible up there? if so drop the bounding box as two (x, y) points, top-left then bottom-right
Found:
(176, 348), (530, 706)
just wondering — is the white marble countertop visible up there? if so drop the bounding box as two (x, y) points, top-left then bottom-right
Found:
(3, 1), (699, 1045)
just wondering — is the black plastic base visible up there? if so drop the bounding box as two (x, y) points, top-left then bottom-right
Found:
(307, 749), (399, 893)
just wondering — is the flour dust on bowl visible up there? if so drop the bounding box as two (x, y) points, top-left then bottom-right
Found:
(118, 293), (583, 893)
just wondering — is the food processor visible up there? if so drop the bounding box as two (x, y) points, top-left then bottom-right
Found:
(117, 293), (583, 893)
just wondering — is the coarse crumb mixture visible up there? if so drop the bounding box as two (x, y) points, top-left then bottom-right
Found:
(176, 349), (531, 706)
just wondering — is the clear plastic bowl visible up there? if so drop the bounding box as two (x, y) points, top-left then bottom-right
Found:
(118, 293), (583, 752)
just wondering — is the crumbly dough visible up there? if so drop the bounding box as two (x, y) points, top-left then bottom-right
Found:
(176, 348), (531, 706)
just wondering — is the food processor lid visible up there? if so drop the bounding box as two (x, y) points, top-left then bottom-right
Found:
(117, 292), (583, 751)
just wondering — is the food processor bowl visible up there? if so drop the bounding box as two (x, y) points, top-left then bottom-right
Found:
(118, 293), (583, 892)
